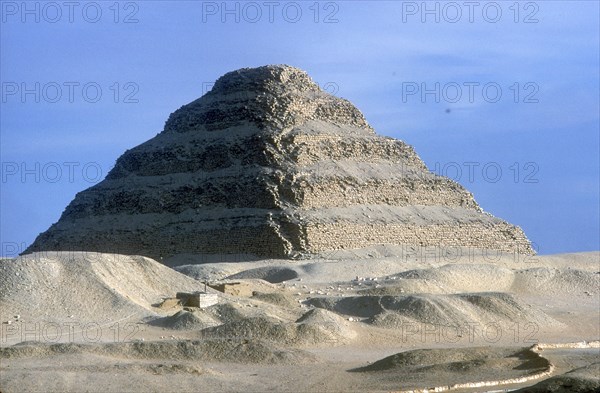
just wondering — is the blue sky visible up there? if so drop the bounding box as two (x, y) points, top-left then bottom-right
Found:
(1, 1), (598, 257)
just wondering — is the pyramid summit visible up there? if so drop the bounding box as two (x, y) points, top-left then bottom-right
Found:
(164, 65), (371, 133)
(25, 65), (534, 260)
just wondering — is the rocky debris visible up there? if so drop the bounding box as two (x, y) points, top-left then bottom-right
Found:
(306, 292), (563, 329)
(227, 266), (299, 283)
(24, 65), (534, 260)
(513, 362), (600, 392)
(148, 310), (220, 331)
(156, 298), (182, 310)
(251, 291), (297, 309)
(199, 311), (352, 346)
(207, 282), (253, 297)
(0, 338), (318, 365)
(350, 346), (553, 391)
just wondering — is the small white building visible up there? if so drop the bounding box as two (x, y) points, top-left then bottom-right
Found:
(176, 291), (218, 308)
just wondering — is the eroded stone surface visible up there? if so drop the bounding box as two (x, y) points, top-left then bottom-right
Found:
(25, 65), (533, 259)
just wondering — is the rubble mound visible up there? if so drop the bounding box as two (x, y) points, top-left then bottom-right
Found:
(200, 313), (352, 346)
(252, 291), (297, 308)
(0, 339), (318, 365)
(350, 346), (551, 389)
(0, 252), (205, 324)
(306, 292), (562, 330)
(514, 362), (600, 392)
(227, 266), (299, 283)
(148, 310), (219, 330)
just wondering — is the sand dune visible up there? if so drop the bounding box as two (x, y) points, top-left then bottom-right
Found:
(306, 292), (562, 331)
(0, 252), (207, 325)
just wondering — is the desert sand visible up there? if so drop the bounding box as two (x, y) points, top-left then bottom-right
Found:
(1, 249), (598, 392)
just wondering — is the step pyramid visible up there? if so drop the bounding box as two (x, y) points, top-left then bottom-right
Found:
(25, 65), (533, 260)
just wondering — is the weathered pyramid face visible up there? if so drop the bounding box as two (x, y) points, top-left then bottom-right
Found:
(26, 65), (533, 260)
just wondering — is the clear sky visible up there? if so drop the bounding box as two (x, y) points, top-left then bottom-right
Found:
(1, 1), (598, 257)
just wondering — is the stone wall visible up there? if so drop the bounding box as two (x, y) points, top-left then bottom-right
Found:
(284, 133), (426, 170)
(28, 222), (289, 261)
(296, 178), (478, 209)
(303, 222), (533, 255)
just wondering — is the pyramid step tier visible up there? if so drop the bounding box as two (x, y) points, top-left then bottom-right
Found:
(26, 206), (532, 258)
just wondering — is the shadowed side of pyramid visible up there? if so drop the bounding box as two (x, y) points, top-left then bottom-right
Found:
(24, 65), (533, 260)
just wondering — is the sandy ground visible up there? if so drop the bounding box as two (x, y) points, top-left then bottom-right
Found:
(1, 249), (598, 392)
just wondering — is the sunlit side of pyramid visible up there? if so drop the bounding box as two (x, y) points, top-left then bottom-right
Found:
(25, 65), (533, 260)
